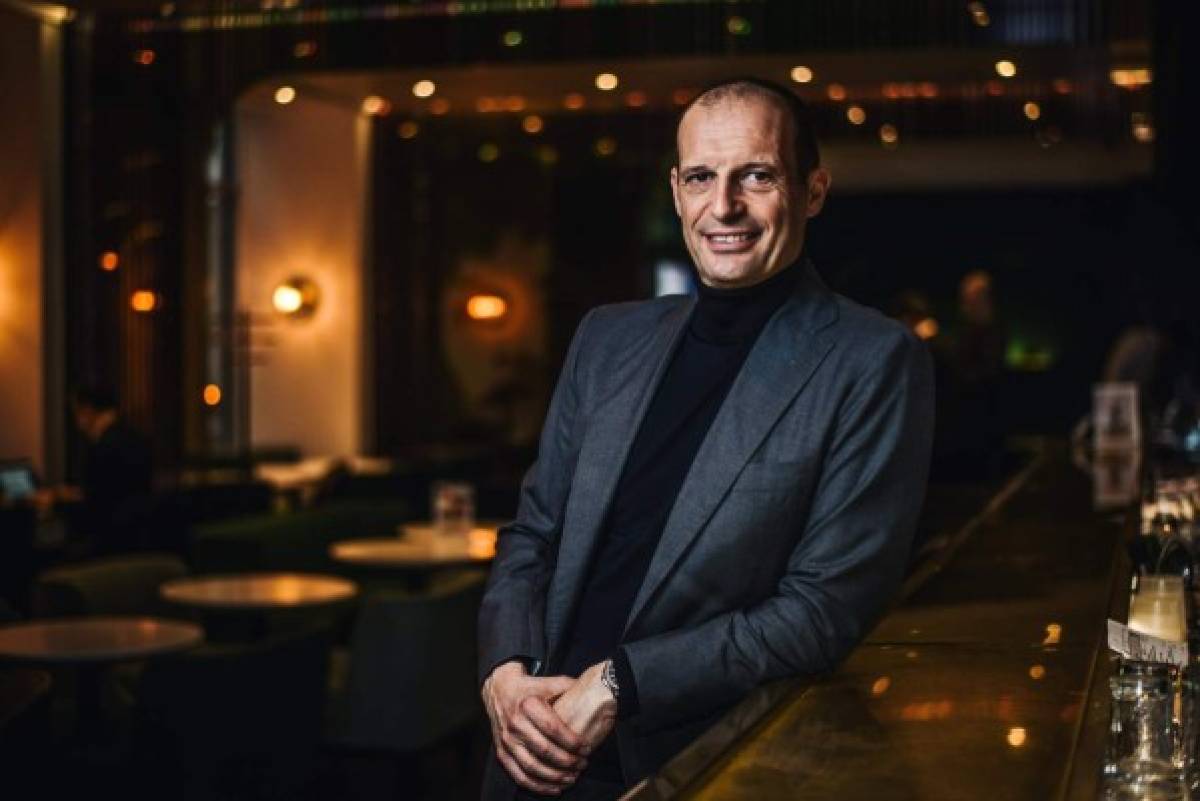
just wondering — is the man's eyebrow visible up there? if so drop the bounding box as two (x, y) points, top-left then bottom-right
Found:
(678, 164), (712, 175)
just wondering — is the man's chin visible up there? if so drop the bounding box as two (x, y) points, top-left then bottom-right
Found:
(696, 259), (766, 289)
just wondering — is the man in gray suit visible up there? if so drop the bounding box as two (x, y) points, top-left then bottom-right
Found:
(479, 77), (934, 800)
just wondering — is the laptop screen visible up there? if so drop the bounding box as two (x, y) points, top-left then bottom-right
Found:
(0, 460), (37, 503)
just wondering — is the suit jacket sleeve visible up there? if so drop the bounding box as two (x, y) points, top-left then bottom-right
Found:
(477, 309), (595, 686)
(622, 331), (935, 730)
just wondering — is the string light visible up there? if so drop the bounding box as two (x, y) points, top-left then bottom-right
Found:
(594, 137), (617, 157)
(203, 384), (222, 406)
(995, 60), (1017, 78)
(624, 91), (648, 108)
(595, 73), (619, 91)
(563, 93), (586, 111)
(412, 79), (436, 98)
(362, 96), (390, 115)
(99, 251), (119, 271)
(133, 49), (156, 65)
(790, 66), (814, 84)
(846, 105), (866, 125)
(274, 86), (296, 105)
(879, 124), (899, 146)
(1023, 101), (1041, 121)
(397, 121), (419, 139)
(522, 115), (544, 134)
(430, 98), (450, 115)
(826, 83), (847, 101)
(131, 290), (159, 312)
(502, 29), (523, 47)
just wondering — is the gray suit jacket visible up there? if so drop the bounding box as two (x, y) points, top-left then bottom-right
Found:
(478, 262), (934, 798)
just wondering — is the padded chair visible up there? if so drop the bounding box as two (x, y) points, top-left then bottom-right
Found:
(134, 625), (333, 800)
(31, 553), (188, 619)
(328, 571), (485, 752)
(188, 499), (408, 574)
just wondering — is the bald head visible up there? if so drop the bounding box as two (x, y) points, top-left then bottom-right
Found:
(677, 78), (821, 185)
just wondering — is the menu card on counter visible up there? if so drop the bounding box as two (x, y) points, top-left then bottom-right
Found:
(1108, 619), (1189, 667)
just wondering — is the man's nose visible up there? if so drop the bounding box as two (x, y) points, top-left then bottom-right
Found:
(710, 174), (743, 220)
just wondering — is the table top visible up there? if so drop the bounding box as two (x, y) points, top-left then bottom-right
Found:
(0, 617), (203, 665)
(331, 523), (500, 568)
(160, 573), (358, 610)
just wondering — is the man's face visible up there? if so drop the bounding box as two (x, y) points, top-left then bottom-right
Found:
(671, 95), (829, 289)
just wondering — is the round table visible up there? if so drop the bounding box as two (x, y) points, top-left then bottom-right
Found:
(160, 573), (358, 611)
(330, 526), (499, 569)
(0, 617), (203, 743)
(0, 617), (203, 665)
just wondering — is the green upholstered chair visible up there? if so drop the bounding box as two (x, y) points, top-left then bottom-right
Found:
(328, 570), (485, 753)
(134, 624), (333, 800)
(188, 499), (408, 574)
(31, 553), (189, 619)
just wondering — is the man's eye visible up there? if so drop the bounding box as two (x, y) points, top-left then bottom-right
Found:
(683, 172), (713, 186)
(742, 170), (775, 186)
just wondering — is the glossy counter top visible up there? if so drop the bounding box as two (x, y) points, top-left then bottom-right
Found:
(626, 442), (1127, 801)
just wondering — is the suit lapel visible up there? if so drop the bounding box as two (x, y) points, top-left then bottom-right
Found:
(623, 264), (839, 636)
(544, 297), (695, 659)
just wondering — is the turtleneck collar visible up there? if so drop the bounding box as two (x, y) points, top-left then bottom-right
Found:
(689, 259), (803, 345)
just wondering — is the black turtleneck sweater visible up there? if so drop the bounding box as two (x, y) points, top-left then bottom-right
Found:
(551, 262), (801, 785)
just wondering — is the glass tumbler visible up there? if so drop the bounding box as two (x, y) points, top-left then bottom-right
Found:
(1106, 662), (1182, 797)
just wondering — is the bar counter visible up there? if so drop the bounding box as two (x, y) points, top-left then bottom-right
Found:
(626, 440), (1128, 801)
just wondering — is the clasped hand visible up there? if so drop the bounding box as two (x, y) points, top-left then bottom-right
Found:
(482, 660), (618, 795)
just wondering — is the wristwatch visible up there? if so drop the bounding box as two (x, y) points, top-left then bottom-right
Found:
(600, 658), (620, 701)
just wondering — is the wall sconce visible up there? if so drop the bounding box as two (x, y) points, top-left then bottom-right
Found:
(272, 276), (320, 318)
(466, 293), (508, 322)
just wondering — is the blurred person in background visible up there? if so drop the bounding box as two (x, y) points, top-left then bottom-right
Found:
(52, 384), (154, 555)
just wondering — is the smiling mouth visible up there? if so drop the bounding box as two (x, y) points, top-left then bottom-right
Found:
(703, 231), (761, 249)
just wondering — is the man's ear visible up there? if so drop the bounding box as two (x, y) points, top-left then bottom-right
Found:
(805, 167), (832, 218)
(669, 166), (682, 218)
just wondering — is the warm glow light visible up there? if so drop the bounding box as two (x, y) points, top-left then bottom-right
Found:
(99, 251), (119, 271)
(271, 276), (319, 318)
(1053, 78), (1073, 94)
(625, 91), (648, 108)
(1043, 623), (1062, 645)
(564, 93), (586, 111)
(1007, 727), (1027, 748)
(203, 384), (222, 406)
(522, 115), (544, 134)
(826, 83), (847, 101)
(467, 527), (498, 559)
(986, 80), (1004, 96)
(1110, 68), (1152, 89)
(397, 121), (419, 139)
(846, 105), (866, 125)
(412, 79), (436, 98)
(274, 86), (296, 105)
(478, 143), (500, 163)
(1029, 665), (1046, 680)
(502, 29), (523, 47)
(476, 97), (500, 113)
(594, 137), (617, 157)
(430, 98), (450, 115)
(362, 96), (390, 116)
(995, 60), (1017, 78)
(292, 40), (316, 58)
(272, 285), (303, 314)
(131, 290), (158, 313)
(918, 82), (939, 99)
(900, 83), (917, 99)
(882, 83), (901, 100)
(879, 124), (899, 145)
(1132, 113), (1155, 144)
(134, 49), (156, 66)
(595, 73), (619, 91)
(466, 294), (507, 321)
(1023, 101), (1041, 121)
(914, 317), (939, 340)
(790, 66), (814, 84)
(503, 96), (526, 112)
(871, 677), (891, 697)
